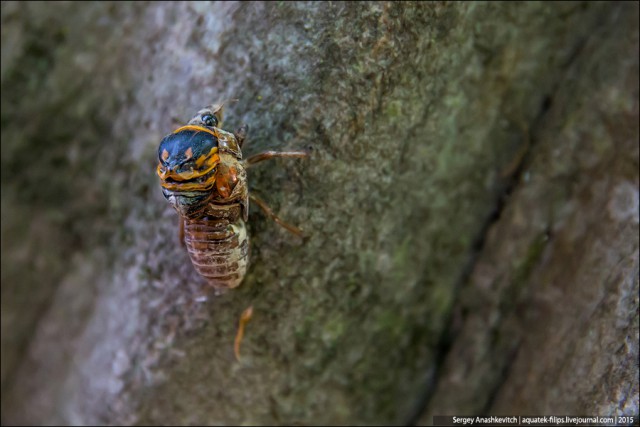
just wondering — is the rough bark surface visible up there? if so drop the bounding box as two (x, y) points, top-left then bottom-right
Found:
(420, 3), (639, 421)
(1, 2), (637, 425)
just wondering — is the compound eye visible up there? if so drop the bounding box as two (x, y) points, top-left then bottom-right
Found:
(201, 113), (218, 127)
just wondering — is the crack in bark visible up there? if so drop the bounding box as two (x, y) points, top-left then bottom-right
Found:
(404, 4), (615, 422)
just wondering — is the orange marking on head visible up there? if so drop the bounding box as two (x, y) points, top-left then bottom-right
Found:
(195, 147), (219, 167)
(158, 169), (218, 191)
(162, 149), (169, 162)
(156, 163), (169, 179)
(184, 147), (193, 160)
(173, 125), (218, 138)
(157, 153), (219, 180)
(157, 154), (220, 192)
(160, 178), (216, 192)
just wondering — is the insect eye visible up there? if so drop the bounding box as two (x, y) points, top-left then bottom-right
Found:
(202, 114), (218, 127)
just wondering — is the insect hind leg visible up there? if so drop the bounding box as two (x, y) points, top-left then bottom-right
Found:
(249, 193), (304, 237)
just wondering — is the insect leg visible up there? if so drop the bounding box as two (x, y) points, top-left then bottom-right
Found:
(243, 151), (308, 168)
(249, 193), (304, 237)
(234, 124), (249, 148)
(179, 216), (186, 247)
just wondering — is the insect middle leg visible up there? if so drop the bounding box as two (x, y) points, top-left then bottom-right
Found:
(249, 193), (303, 237)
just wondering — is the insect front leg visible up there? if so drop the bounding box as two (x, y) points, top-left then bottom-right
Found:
(249, 193), (304, 237)
(234, 124), (249, 148)
(243, 150), (308, 168)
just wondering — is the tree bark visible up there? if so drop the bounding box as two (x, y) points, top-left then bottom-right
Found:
(1, 2), (637, 425)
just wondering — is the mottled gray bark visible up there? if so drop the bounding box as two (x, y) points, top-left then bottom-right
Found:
(1, 2), (637, 425)
(420, 3), (640, 420)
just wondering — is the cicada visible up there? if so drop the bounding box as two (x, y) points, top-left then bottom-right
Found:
(156, 103), (307, 290)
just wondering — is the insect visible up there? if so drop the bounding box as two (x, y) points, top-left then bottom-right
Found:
(156, 102), (307, 290)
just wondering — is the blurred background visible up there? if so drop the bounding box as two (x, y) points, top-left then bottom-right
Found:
(1, 2), (638, 425)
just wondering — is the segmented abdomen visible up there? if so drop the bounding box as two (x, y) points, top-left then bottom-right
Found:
(183, 213), (249, 289)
